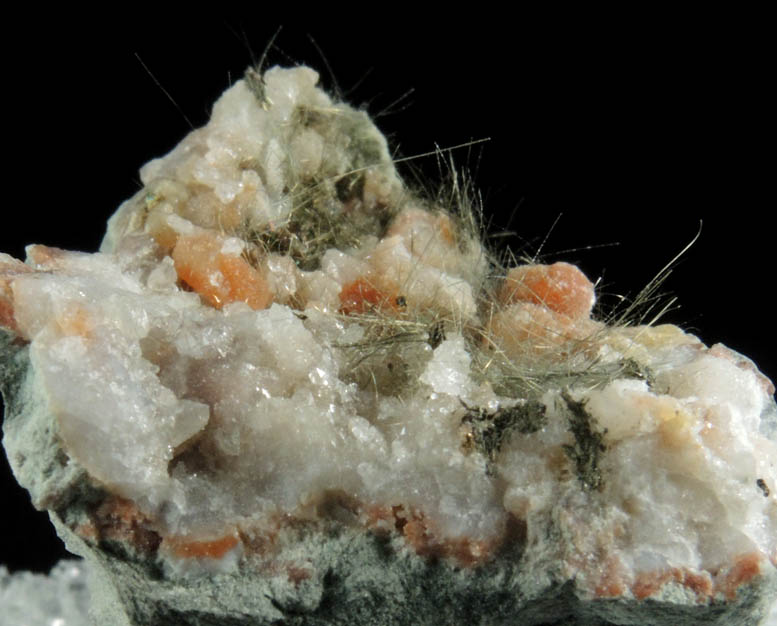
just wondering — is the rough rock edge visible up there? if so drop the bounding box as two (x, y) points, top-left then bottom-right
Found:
(3, 330), (776, 625)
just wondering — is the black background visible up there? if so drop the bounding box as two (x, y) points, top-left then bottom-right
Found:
(1, 18), (772, 572)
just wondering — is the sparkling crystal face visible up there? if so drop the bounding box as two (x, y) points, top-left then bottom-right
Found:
(1, 64), (776, 623)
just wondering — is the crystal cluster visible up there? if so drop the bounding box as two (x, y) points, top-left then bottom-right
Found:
(1, 66), (775, 625)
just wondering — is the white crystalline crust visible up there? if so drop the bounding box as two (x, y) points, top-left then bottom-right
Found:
(1, 66), (776, 612)
(0, 561), (91, 626)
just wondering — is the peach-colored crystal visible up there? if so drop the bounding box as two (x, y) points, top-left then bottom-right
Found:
(172, 233), (272, 310)
(499, 261), (595, 319)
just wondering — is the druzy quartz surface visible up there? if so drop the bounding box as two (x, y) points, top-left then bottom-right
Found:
(1, 66), (775, 625)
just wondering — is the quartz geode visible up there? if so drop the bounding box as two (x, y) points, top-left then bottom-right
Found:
(1, 66), (776, 625)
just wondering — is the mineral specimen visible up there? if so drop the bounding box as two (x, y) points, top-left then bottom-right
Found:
(1, 65), (776, 625)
